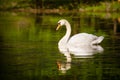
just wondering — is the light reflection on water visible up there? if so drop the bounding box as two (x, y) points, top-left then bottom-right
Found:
(0, 12), (120, 80)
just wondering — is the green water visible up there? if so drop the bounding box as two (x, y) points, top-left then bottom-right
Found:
(0, 11), (120, 80)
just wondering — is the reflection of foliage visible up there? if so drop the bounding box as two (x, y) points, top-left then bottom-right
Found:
(0, 11), (120, 80)
(0, 12), (113, 42)
(0, 12), (34, 41)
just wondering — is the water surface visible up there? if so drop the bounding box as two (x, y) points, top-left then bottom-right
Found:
(0, 12), (120, 80)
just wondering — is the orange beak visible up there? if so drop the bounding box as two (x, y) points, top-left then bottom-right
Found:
(56, 24), (61, 30)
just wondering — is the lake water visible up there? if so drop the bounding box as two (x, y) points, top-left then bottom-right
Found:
(0, 11), (120, 80)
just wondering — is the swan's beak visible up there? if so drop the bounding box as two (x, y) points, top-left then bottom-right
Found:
(56, 24), (61, 30)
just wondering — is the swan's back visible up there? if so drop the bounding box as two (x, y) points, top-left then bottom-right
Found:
(68, 33), (104, 46)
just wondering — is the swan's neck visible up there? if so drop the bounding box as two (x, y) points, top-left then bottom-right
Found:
(58, 21), (71, 50)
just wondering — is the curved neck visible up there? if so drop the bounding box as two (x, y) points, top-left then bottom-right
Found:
(59, 21), (71, 45)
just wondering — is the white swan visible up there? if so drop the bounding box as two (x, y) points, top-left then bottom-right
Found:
(56, 19), (104, 52)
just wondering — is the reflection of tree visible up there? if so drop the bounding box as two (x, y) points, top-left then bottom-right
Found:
(35, 0), (43, 9)
(118, 17), (120, 23)
(113, 19), (117, 35)
(118, 0), (120, 3)
(72, 17), (80, 34)
(113, 18), (120, 35)
(35, 13), (43, 36)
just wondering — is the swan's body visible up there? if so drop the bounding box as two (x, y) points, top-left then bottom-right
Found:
(56, 19), (104, 52)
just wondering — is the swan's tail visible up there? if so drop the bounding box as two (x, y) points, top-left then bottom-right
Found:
(92, 36), (104, 45)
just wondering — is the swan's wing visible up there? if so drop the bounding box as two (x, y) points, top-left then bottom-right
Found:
(68, 33), (98, 46)
(66, 33), (104, 57)
(91, 36), (104, 45)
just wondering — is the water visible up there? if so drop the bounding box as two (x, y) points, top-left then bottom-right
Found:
(0, 11), (120, 80)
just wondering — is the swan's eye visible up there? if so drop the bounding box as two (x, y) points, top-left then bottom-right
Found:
(57, 23), (60, 26)
(58, 22), (61, 25)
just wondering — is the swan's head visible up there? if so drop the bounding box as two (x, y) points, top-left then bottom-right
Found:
(56, 19), (67, 30)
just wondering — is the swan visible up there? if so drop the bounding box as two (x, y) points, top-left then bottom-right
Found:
(56, 19), (104, 52)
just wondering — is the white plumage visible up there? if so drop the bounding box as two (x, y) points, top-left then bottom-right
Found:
(56, 19), (104, 54)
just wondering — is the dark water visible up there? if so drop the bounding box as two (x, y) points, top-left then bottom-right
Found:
(0, 12), (120, 80)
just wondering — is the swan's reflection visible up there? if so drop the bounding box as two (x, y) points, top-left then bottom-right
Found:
(57, 44), (104, 74)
